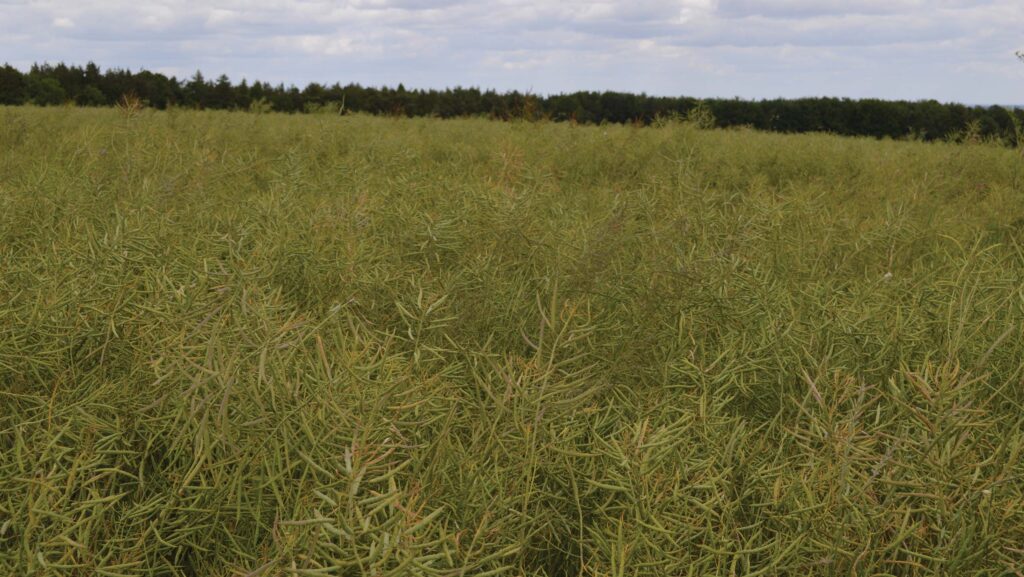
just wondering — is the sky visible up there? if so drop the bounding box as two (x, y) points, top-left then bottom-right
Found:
(2, 0), (1023, 103)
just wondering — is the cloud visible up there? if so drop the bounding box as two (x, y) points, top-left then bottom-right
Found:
(716, 0), (921, 18)
(1, 0), (1022, 102)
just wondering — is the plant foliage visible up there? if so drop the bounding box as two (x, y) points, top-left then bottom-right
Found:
(2, 107), (1024, 576)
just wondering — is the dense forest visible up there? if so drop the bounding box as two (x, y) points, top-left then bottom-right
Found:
(2, 62), (1023, 143)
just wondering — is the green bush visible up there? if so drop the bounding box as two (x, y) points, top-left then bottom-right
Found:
(26, 77), (66, 106)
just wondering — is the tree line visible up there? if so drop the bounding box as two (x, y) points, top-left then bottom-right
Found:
(2, 62), (1022, 143)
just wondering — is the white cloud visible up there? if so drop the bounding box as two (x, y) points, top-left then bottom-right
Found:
(1, 0), (1023, 102)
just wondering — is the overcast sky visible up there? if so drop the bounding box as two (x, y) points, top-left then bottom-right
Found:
(2, 0), (1023, 103)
